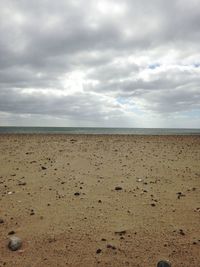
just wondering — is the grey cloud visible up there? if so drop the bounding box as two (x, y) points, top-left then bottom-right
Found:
(0, 0), (200, 126)
(0, 87), (125, 123)
(139, 86), (200, 113)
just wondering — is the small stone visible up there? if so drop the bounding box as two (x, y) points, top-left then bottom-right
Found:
(41, 166), (47, 170)
(114, 230), (126, 235)
(96, 249), (102, 254)
(176, 192), (185, 199)
(8, 236), (22, 251)
(30, 209), (35, 215)
(179, 229), (185, 236)
(0, 218), (4, 224)
(151, 203), (156, 207)
(115, 186), (122, 191)
(18, 181), (26, 186)
(107, 244), (116, 250)
(74, 192), (80, 196)
(8, 230), (15, 235)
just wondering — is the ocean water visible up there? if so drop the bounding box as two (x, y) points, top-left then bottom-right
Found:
(0, 127), (200, 135)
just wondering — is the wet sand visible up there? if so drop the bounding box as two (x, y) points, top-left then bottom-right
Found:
(0, 134), (199, 267)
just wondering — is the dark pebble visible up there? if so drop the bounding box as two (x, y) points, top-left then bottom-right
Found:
(115, 186), (122, 191)
(107, 244), (116, 250)
(96, 249), (102, 254)
(8, 231), (15, 235)
(18, 181), (26, 186)
(114, 230), (126, 235)
(179, 229), (185, 236)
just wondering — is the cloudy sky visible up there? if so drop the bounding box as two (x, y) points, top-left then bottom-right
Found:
(0, 0), (200, 128)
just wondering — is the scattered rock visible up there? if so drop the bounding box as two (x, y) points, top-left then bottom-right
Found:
(0, 218), (4, 224)
(96, 248), (102, 254)
(8, 230), (15, 235)
(194, 207), (200, 212)
(74, 192), (80, 196)
(8, 236), (22, 251)
(115, 186), (122, 191)
(18, 181), (26, 186)
(107, 244), (116, 250)
(30, 209), (35, 215)
(41, 166), (47, 170)
(179, 229), (185, 236)
(114, 230), (126, 235)
(176, 192), (185, 199)
(151, 203), (156, 207)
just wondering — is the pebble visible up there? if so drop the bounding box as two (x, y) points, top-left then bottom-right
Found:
(107, 244), (116, 250)
(115, 186), (122, 191)
(114, 230), (126, 235)
(74, 192), (80, 196)
(8, 236), (22, 251)
(41, 166), (47, 170)
(8, 230), (15, 235)
(30, 209), (35, 215)
(96, 248), (102, 254)
(176, 192), (185, 199)
(0, 218), (4, 224)
(179, 229), (185, 236)
(18, 181), (26, 186)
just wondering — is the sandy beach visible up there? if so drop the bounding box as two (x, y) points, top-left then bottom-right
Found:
(0, 134), (199, 267)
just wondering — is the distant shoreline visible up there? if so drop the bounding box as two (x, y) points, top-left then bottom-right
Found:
(0, 126), (200, 135)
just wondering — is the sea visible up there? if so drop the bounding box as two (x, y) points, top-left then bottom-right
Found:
(0, 127), (200, 135)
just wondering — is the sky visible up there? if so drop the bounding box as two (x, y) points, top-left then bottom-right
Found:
(0, 0), (200, 128)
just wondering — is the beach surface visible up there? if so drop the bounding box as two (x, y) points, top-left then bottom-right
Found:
(0, 134), (199, 267)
